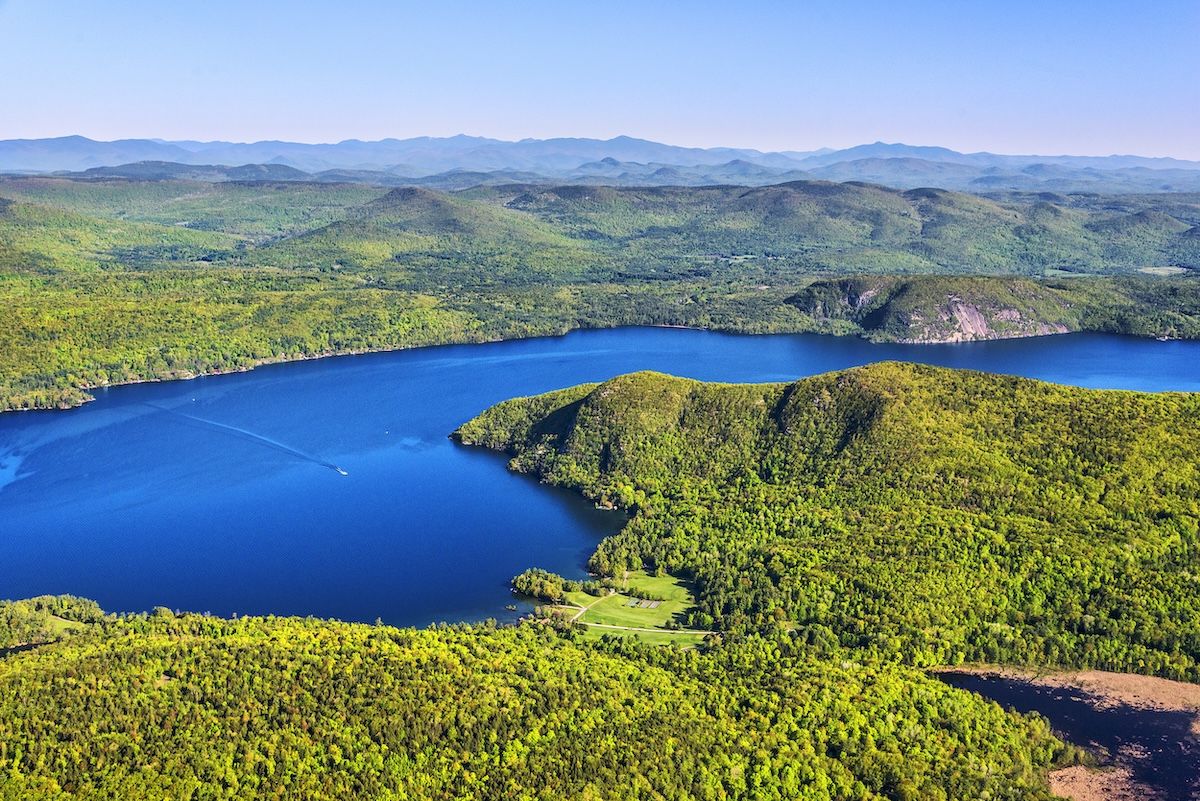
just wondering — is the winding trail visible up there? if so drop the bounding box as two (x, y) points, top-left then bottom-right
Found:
(568, 597), (602, 623)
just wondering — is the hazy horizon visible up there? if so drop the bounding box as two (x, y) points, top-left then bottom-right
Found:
(2, 0), (1197, 160)
(6, 132), (1200, 162)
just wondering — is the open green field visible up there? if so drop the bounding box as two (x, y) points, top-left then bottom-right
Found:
(578, 626), (708, 647)
(561, 571), (704, 643)
(0, 596), (102, 649)
(41, 615), (85, 638)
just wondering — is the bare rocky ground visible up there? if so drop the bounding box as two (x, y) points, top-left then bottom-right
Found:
(938, 668), (1200, 801)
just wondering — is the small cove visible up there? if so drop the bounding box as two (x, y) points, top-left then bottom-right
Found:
(1, 327), (1198, 626)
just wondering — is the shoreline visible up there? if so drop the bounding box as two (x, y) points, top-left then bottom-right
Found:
(4, 323), (1194, 415)
(4, 334), (516, 414)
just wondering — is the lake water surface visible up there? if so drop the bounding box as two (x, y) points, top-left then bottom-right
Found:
(2, 328), (1198, 625)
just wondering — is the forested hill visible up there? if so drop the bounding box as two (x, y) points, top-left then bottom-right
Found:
(7, 177), (1197, 279)
(2, 174), (1200, 410)
(0, 612), (1068, 800)
(457, 363), (1200, 677)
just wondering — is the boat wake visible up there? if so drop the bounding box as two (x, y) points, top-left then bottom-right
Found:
(144, 403), (348, 476)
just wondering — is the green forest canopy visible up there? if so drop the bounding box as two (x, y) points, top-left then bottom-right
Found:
(458, 363), (1200, 678)
(0, 607), (1072, 800)
(1, 176), (1199, 410)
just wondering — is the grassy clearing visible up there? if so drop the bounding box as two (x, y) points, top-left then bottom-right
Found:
(44, 616), (86, 637)
(562, 571), (703, 643)
(578, 627), (708, 647)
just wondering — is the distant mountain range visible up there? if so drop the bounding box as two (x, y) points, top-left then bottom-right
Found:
(3, 135), (1200, 193)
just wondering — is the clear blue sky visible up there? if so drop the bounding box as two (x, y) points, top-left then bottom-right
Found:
(2, 0), (1197, 157)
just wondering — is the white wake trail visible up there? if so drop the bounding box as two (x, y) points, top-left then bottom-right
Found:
(144, 403), (348, 476)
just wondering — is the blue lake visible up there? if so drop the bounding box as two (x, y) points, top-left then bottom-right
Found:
(1, 328), (1198, 626)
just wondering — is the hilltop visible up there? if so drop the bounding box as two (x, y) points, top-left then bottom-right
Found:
(790, 275), (1200, 342)
(458, 363), (1200, 676)
(6, 135), (1200, 193)
(1, 175), (1199, 409)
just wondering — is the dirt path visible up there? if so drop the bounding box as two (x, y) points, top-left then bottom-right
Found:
(547, 597), (602, 623)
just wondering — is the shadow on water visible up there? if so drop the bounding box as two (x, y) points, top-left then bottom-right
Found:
(447, 440), (629, 584)
(938, 672), (1200, 800)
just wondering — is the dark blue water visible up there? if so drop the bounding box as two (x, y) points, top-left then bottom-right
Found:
(1, 328), (1197, 625)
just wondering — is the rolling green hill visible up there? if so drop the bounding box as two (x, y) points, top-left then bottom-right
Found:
(0, 611), (1068, 801)
(7, 176), (1200, 281)
(0, 177), (388, 240)
(789, 276), (1082, 341)
(458, 364), (1200, 678)
(0, 270), (480, 409)
(2, 176), (1200, 410)
(457, 182), (1200, 278)
(0, 197), (239, 274)
(258, 186), (606, 285)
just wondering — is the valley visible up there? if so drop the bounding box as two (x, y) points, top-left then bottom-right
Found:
(5, 2), (1199, 797)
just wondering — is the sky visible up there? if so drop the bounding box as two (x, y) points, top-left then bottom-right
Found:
(1, 0), (1197, 158)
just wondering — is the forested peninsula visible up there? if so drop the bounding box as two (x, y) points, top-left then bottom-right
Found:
(457, 363), (1200, 676)
(4, 362), (1198, 797)
(2, 176), (1199, 410)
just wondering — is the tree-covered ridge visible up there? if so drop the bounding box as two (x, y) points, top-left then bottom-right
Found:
(0, 270), (485, 409)
(457, 364), (1200, 677)
(0, 596), (104, 649)
(0, 610), (1069, 800)
(5, 177), (1200, 282)
(461, 183), (1200, 278)
(2, 176), (1200, 411)
(0, 196), (240, 274)
(0, 177), (389, 241)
